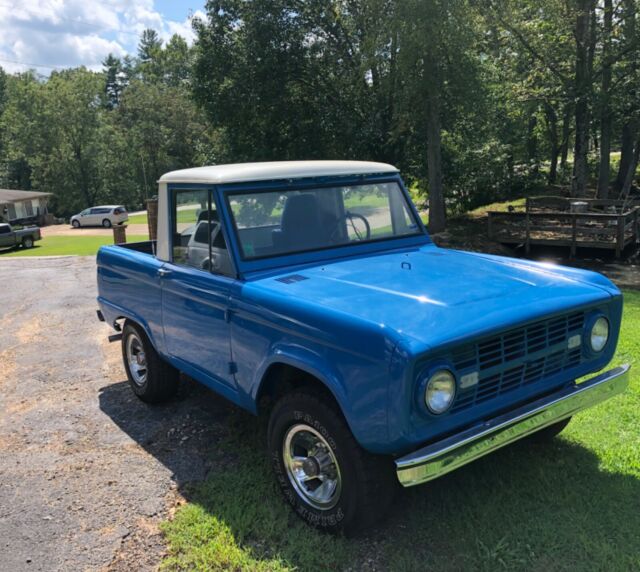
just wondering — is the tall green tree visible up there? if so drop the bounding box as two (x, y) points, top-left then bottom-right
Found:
(163, 34), (192, 86)
(116, 80), (215, 204)
(138, 28), (164, 83)
(102, 53), (123, 109)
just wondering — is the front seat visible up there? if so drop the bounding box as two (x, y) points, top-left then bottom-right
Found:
(273, 194), (326, 252)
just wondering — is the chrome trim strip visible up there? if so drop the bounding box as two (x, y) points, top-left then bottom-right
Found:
(396, 365), (630, 487)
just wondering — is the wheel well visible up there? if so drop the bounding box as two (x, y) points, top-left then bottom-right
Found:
(257, 363), (343, 416)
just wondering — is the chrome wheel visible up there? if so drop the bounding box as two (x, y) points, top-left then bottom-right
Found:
(283, 424), (342, 510)
(126, 332), (147, 387)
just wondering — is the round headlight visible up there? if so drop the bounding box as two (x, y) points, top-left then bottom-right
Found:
(590, 317), (610, 352)
(425, 370), (456, 414)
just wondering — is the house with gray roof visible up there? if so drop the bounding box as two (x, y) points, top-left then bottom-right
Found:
(0, 189), (52, 225)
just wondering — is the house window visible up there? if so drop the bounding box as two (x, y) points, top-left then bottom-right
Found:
(7, 204), (16, 220)
(24, 201), (34, 216)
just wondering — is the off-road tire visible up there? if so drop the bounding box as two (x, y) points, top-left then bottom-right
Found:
(72, 220), (80, 228)
(22, 237), (34, 249)
(268, 390), (396, 535)
(528, 417), (572, 442)
(122, 321), (179, 403)
(102, 218), (112, 228)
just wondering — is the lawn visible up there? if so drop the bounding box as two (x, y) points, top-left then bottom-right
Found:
(1, 234), (149, 257)
(127, 212), (149, 225)
(161, 290), (640, 571)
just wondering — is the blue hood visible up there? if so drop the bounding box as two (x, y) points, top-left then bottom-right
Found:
(247, 246), (618, 353)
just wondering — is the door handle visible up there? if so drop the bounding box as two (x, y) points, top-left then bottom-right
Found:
(158, 268), (172, 277)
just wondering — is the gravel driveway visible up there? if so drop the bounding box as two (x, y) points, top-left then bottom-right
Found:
(0, 256), (232, 571)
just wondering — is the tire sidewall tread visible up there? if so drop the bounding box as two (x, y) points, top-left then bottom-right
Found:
(121, 322), (178, 403)
(268, 390), (395, 535)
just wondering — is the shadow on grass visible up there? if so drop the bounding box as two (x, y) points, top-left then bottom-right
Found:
(0, 245), (41, 255)
(99, 379), (640, 571)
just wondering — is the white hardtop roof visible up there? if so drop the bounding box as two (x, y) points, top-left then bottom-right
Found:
(159, 161), (399, 185)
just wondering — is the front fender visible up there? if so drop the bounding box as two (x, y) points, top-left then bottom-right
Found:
(243, 340), (393, 453)
(252, 344), (350, 414)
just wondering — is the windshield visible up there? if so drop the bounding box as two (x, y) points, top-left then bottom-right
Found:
(227, 181), (422, 260)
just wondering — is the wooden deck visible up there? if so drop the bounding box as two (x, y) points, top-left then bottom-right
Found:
(488, 197), (640, 258)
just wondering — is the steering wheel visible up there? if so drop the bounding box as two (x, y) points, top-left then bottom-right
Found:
(331, 211), (371, 242)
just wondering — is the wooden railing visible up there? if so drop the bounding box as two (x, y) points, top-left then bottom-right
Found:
(488, 206), (639, 258)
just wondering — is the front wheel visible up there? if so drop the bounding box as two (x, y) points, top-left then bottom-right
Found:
(72, 220), (80, 228)
(268, 391), (396, 535)
(102, 218), (112, 228)
(122, 322), (179, 403)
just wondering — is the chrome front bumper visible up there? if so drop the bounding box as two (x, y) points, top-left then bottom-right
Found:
(396, 365), (630, 487)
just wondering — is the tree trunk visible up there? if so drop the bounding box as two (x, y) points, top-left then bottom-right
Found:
(560, 103), (572, 171)
(545, 103), (559, 184)
(616, 121), (637, 190)
(597, 0), (613, 199)
(527, 109), (538, 173)
(571, 0), (594, 197)
(621, 138), (640, 196)
(616, 0), (638, 192)
(426, 89), (445, 234)
(74, 145), (94, 207)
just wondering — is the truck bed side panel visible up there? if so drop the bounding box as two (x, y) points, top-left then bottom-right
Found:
(97, 245), (166, 354)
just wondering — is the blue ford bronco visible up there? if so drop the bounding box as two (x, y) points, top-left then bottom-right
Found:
(97, 161), (629, 533)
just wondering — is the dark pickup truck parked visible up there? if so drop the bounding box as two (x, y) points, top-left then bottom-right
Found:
(0, 222), (41, 250)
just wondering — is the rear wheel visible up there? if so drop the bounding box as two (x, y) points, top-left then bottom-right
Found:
(72, 220), (80, 228)
(102, 218), (112, 228)
(22, 237), (34, 249)
(268, 390), (396, 535)
(122, 321), (179, 403)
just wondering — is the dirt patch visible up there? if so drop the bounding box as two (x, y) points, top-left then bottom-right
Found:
(0, 347), (17, 380)
(15, 315), (45, 344)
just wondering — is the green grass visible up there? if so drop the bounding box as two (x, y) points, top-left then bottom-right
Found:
(1, 234), (149, 257)
(161, 291), (640, 571)
(344, 192), (389, 210)
(129, 207), (197, 226)
(467, 197), (527, 218)
(128, 212), (149, 225)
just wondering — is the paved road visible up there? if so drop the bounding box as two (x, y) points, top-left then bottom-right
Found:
(0, 257), (232, 571)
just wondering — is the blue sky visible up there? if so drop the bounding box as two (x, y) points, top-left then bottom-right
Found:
(0, 1), (207, 74)
(155, 1), (205, 22)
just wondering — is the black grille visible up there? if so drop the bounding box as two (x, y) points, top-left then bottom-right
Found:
(450, 311), (585, 411)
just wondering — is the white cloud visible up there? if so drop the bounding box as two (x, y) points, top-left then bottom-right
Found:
(0, 0), (200, 74)
(164, 9), (205, 45)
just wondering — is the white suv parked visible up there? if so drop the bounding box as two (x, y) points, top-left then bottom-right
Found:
(70, 206), (128, 228)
